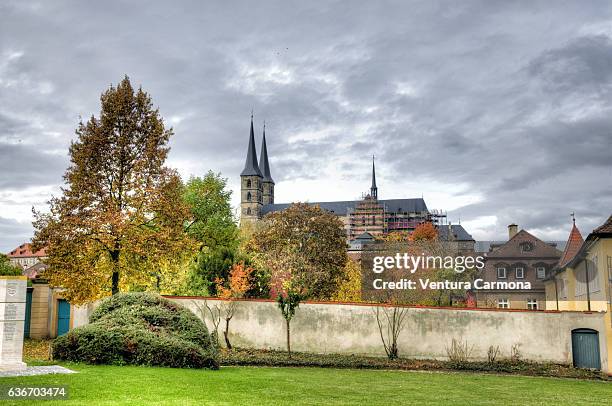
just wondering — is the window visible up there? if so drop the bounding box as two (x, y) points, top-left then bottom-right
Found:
(520, 242), (534, 252)
(247, 192), (252, 201)
(497, 267), (507, 279)
(246, 207), (251, 215)
(515, 267), (524, 279)
(588, 256), (600, 293)
(559, 279), (567, 299)
(246, 179), (251, 188)
(527, 299), (538, 310)
(497, 298), (509, 309)
(536, 267), (546, 279)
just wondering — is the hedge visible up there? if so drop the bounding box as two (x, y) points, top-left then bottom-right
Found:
(53, 292), (218, 369)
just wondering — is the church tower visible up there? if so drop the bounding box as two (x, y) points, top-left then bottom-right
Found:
(370, 155), (378, 200)
(240, 115), (263, 223)
(259, 123), (275, 205)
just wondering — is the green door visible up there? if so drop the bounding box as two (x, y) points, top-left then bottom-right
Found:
(57, 299), (70, 336)
(24, 288), (33, 338)
(572, 329), (600, 370)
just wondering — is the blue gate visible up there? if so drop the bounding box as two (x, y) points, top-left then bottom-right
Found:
(57, 299), (70, 336)
(24, 288), (33, 338)
(571, 328), (600, 370)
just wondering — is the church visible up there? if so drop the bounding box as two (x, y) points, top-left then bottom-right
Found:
(239, 116), (474, 247)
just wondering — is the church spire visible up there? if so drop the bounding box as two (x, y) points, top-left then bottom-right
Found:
(240, 114), (263, 177)
(259, 121), (274, 183)
(370, 155), (378, 200)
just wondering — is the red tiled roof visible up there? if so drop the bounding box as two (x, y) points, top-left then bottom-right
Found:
(7, 243), (47, 258)
(592, 215), (612, 235)
(558, 223), (584, 267)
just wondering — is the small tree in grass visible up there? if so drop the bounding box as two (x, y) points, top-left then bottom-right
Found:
(214, 262), (253, 350)
(277, 289), (302, 358)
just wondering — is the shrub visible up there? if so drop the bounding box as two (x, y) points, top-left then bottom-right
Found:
(53, 292), (219, 369)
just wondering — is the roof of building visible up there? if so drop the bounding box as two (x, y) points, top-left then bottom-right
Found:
(240, 116), (263, 177)
(486, 229), (562, 259)
(437, 224), (474, 242)
(474, 240), (566, 253)
(261, 198), (428, 216)
(371, 157), (377, 191)
(23, 261), (47, 280)
(7, 243), (47, 258)
(591, 214), (612, 235)
(259, 124), (274, 183)
(557, 222), (584, 267)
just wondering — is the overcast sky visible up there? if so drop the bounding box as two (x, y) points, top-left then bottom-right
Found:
(1, 1), (611, 252)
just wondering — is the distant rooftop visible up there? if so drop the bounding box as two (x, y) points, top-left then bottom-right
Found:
(474, 240), (566, 253)
(261, 198), (428, 216)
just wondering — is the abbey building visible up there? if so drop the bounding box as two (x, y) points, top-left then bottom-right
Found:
(239, 116), (474, 247)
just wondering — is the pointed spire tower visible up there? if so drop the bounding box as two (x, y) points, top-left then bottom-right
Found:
(558, 214), (584, 268)
(370, 155), (378, 200)
(240, 113), (263, 223)
(260, 121), (275, 205)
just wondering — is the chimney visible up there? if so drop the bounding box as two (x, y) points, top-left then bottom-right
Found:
(508, 224), (518, 240)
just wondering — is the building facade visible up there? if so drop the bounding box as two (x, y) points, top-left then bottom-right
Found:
(544, 215), (612, 371)
(7, 243), (47, 269)
(475, 224), (562, 310)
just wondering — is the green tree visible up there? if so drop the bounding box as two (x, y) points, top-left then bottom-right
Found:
(0, 254), (22, 276)
(32, 76), (194, 304)
(184, 172), (238, 251)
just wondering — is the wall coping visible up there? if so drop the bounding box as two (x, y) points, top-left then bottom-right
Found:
(162, 295), (601, 315)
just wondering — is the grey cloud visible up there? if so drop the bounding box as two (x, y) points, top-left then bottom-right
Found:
(1, 1), (612, 251)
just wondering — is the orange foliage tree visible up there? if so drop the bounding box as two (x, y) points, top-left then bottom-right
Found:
(214, 262), (254, 349)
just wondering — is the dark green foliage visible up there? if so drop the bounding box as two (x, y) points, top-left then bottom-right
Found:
(53, 293), (218, 369)
(220, 348), (606, 380)
(277, 292), (301, 322)
(0, 253), (22, 276)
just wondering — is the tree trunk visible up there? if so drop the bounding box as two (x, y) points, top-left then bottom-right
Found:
(286, 319), (291, 358)
(110, 250), (120, 295)
(223, 318), (232, 350)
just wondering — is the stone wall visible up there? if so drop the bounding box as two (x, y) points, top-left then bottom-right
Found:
(71, 295), (609, 373)
(168, 297), (608, 372)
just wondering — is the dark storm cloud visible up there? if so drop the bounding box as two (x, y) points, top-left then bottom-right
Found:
(1, 0), (612, 251)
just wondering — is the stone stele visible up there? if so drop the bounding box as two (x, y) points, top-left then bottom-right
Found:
(0, 276), (27, 371)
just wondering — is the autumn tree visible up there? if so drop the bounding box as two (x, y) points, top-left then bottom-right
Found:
(214, 262), (254, 349)
(411, 221), (438, 241)
(332, 257), (362, 302)
(32, 76), (193, 304)
(249, 203), (348, 300)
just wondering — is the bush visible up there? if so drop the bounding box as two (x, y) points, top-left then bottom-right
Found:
(53, 292), (219, 369)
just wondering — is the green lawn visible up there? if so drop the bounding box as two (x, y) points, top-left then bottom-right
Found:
(0, 363), (609, 405)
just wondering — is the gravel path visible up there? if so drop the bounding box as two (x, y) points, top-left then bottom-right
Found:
(0, 366), (76, 377)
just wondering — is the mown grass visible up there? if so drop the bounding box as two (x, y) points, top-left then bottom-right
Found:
(0, 362), (610, 405)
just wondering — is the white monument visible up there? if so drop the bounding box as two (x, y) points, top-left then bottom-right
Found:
(0, 276), (27, 371)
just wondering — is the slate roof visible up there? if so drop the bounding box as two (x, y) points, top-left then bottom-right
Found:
(259, 126), (274, 183)
(558, 223), (584, 267)
(474, 240), (566, 253)
(261, 198), (428, 216)
(240, 117), (263, 177)
(486, 229), (562, 259)
(437, 224), (474, 242)
(23, 262), (47, 280)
